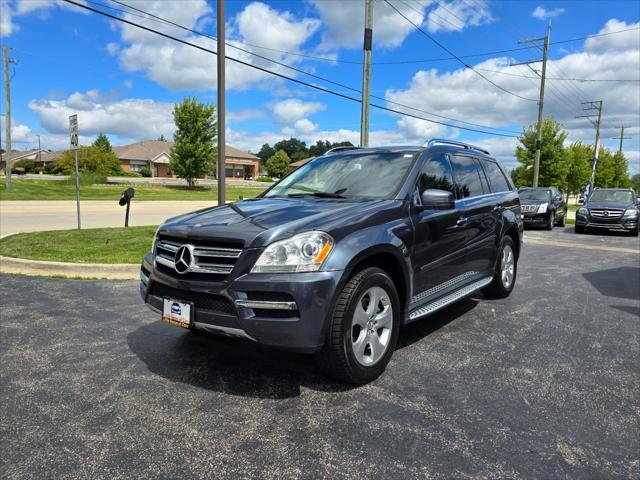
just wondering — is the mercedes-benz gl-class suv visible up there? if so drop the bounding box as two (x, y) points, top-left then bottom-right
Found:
(575, 188), (639, 236)
(140, 139), (523, 384)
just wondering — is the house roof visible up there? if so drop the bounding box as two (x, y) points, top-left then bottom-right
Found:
(112, 140), (259, 163)
(0, 149), (63, 164)
(290, 156), (316, 168)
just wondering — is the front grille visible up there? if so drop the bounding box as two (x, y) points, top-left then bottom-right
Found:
(589, 208), (624, 218)
(149, 282), (236, 315)
(521, 204), (538, 213)
(154, 235), (242, 280)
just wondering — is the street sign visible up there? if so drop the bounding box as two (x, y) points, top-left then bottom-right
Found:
(69, 114), (79, 150)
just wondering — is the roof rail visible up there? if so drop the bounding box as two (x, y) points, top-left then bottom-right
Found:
(324, 146), (360, 154)
(426, 138), (490, 155)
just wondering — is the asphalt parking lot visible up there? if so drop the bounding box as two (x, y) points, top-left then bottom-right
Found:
(1, 228), (639, 479)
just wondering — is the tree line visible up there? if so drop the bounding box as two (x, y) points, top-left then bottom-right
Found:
(256, 139), (354, 177)
(511, 117), (635, 195)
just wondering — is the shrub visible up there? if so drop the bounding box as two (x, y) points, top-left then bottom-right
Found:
(255, 176), (274, 183)
(14, 159), (36, 173)
(53, 146), (124, 177)
(34, 167), (44, 174)
(139, 166), (152, 177)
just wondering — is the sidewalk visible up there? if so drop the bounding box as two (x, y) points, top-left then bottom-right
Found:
(0, 200), (216, 236)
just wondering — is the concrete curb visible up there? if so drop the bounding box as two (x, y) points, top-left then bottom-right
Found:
(0, 255), (139, 280)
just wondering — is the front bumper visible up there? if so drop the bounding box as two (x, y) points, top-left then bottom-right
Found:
(522, 211), (550, 226)
(140, 253), (343, 353)
(575, 213), (638, 232)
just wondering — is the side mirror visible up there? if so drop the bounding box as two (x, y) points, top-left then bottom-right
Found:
(420, 189), (455, 210)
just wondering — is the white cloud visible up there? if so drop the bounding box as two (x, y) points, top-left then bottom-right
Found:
(532, 6), (566, 20)
(227, 109), (266, 124)
(584, 18), (640, 54)
(271, 99), (326, 124)
(426, 0), (493, 34)
(113, 1), (321, 92)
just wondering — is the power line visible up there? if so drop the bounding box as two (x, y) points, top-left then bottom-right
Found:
(108, 0), (519, 135)
(475, 68), (640, 83)
(61, 0), (519, 138)
(384, 0), (537, 102)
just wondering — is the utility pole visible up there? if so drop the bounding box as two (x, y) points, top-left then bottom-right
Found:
(513, 24), (550, 188)
(576, 100), (603, 192)
(359, 0), (373, 147)
(216, 0), (226, 205)
(611, 126), (631, 153)
(3, 44), (16, 189)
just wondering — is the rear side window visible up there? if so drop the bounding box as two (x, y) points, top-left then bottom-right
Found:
(450, 155), (485, 199)
(417, 155), (455, 196)
(481, 159), (511, 193)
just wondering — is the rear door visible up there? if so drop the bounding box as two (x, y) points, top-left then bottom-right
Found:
(450, 155), (498, 277)
(410, 154), (468, 297)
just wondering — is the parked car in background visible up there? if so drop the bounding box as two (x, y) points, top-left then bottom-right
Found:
(575, 188), (639, 236)
(140, 139), (523, 384)
(518, 187), (567, 229)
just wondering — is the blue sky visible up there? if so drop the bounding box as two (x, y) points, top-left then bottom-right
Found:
(1, 0), (639, 172)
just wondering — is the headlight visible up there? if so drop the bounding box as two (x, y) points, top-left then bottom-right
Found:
(537, 203), (548, 214)
(251, 231), (334, 273)
(624, 208), (639, 217)
(578, 207), (588, 215)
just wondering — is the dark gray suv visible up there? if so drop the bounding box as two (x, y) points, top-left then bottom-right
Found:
(140, 139), (523, 383)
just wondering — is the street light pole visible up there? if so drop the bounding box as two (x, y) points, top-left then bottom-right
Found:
(359, 0), (373, 148)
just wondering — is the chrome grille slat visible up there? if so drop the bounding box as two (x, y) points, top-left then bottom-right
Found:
(589, 208), (623, 218)
(154, 237), (242, 277)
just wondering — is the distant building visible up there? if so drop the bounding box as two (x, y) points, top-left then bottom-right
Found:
(0, 149), (62, 169)
(113, 140), (260, 179)
(290, 156), (316, 170)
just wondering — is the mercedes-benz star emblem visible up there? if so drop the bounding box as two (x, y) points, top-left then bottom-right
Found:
(174, 245), (193, 274)
(603, 210), (609, 217)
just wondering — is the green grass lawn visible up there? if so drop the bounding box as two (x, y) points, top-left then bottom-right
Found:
(0, 226), (157, 263)
(0, 179), (266, 201)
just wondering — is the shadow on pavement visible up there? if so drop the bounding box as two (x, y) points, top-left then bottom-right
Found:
(127, 299), (477, 398)
(582, 267), (640, 301)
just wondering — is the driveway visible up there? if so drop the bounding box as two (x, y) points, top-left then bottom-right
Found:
(1, 233), (638, 479)
(0, 200), (216, 236)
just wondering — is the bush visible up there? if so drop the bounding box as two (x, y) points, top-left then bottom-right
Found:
(119, 171), (141, 177)
(34, 167), (44, 174)
(65, 172), (108, 186)
(139, 166), (152, 177)
(255, 176), (274, 183)
(44, 162), (63, 174)
(53, 146), (124, 177)
(14, 159), (36, 173)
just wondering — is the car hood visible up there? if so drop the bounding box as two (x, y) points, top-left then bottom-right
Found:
(158, 196), (396, 248)
(519, 199), (549, 205)
(585, 202), (633, 210)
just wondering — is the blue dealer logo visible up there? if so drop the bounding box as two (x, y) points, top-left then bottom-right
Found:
(171, 303), (182, 315)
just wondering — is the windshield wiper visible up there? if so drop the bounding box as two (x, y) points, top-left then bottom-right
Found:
(287, 192), (346, 199)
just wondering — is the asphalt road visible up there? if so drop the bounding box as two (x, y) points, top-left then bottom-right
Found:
(1, 230), (639, 479)
(0, 201), (215, 236)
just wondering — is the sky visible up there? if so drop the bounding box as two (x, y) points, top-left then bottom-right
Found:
(1, 0), (639, 173)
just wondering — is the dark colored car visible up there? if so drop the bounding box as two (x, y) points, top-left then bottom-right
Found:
(518, 187), (567, 229)
(140, 139), (523, 384)
(575, 188), (639, 236)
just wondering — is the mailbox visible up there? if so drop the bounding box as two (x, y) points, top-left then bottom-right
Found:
(119, 188), (135, 227)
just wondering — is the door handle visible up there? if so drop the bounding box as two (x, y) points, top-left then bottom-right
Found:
(456, 216), (468, 227)
(492, 204), (503, 212)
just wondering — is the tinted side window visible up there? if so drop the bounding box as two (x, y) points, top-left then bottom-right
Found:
(451, 155), (485, 198)
(481, 159), (511, 193)
(417, 155), (455, 196)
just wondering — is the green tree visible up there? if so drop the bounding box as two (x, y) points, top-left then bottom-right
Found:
(514, 117), (568, 188)
(157, 134), (167, 142)
(257, 143), (275, 164)
(631, 173), (640, 193)
(273, 137), (308, 160)
(266, 149), (291, 177)
(53, 146), (123, 176)
(564, 141), (593, 196)
(170, 97), (217, 188)
(93, 133), (113, 153)
(308, 140), (354, 157)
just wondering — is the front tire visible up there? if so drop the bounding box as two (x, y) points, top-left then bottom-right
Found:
(631, 225), (639, 237)
(557, 210), (566, 227)
(483, 236), (517, 299)
(315, 267), (400, 384)
(546, 211), (555, 230)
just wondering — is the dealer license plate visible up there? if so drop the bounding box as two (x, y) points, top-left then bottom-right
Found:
(162, 298), (192, 329)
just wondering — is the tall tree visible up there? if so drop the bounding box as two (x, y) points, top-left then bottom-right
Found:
(157, 134), (166, 142)
(257, 143), (275, 164)
(266, 149), (291, 177)
(594, 148), (631, 188)
(54, 146), (123, 176)
(273, 138), (308, 160)
(93, 133), (113, 153)
(514, 117), (568, 188)
(308, 140), (354, 157)
(564, 141), (592, 196)
(631, 173), (640, 193)
(170, 97), (217, 189)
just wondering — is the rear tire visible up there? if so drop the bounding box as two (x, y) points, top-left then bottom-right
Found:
(557, 210), (566, 227)
(315, 267), (400, 384)
(575, 225), (585, 234)
(483, 236), (517, 299)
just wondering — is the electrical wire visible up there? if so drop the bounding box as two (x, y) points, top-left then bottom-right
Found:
(60, 0), (520, 138)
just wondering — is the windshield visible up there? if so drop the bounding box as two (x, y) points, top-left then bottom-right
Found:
(264, 152), (416, 199)
(519, 189), (550, 202)
(588, 190), (633, 204)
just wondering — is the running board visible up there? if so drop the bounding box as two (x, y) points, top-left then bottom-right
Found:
(409, 277), (493, 321)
